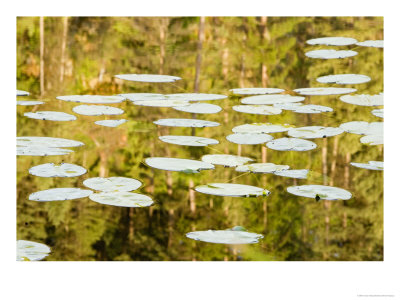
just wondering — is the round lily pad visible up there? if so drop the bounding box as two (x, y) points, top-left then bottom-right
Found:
(17, 240), (51, 261)
(83, 177), (142, 192)
(195, 183), (270, 197)
(316, 74), (371, 85)
(17, 136), (84, 148)
(154, 118), (220, 128)
(24, 111), (77, 121)
(118, 93), (164, 101)
(276, 103), (333, 114)
(89, 191), (153, 207)
(186, 229), (263, 244)
(230, 88), (285, 95)
(232, 105), (282, 115)
(287, 185), (352, 200)
(17, 146), (74, 156)
(29, 163), (87, 177)
(356, 40), (384, 48)
(29, 188), (93, 201)
(56, 95), (125, 104)
(232, 123), (294, 134)
(72, 105), (124, 116)
(132, 99), (190, 107)
(287, 126), (344, 139)
(173, 103), (222, 114)
(226, 133), (274, 145)
(339, 94), (383, 106)
(371, 109), (383, 118)
(115, 74), (181, 82)
(94, 119), (127, 127)
(360, 135), (383, 145)
(159, 135), (219, 147)
(306, 37), (358, 46)
(17, 90), (29, 96)
(201, 154), (253, 167)
(351, 161), (383, 171)
(236, 163), (290, 173)
(241, 94), (305, 105)
(166, 93), (227, 101)
(305, 49), (358, 59)
(17, 100), (44, 106)
(339, 121), (383, 136)
(274, 169), (309, 179)
(266, 137), (317, 151)
(293, 87), (357, 95)
(145, 157), (215, 173)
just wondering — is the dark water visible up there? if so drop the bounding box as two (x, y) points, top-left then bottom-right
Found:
(16, 17), (383, 261)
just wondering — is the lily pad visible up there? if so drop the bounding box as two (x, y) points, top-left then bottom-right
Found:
(72, 105), (124, 116)
(266, 137), (317, 151)
(17, 90), (29, 96)
(306, 37), (358, 46)
(339, 121), (383, 136)
(29, 188), (93, 201)
(276, 103), (333, 114)
(29, 163), (87, 177)
(236, 163), (290, 173)
(360, 135), (383, 145)
(17, 146), (74, 156)
(89, 191), (153, 207)
(305, 49), (358, 59)
(154, 118), (220, 128)
(17, 100), (44, 106)
(287, 185), (352, 200)
(145, 157), (214, 173)
(94, 119), (127, 127)
(316, 74), (371, 85)
(230, 88), (285, 95)
(17, 240), (51, 261)
(274, 169), (309, 179)
(371, 109), (383, 118)
(288, 126), (344, 139)
(351, 161), (383, 171)
(83, 177), (142, 192)
(159, 135), (219, 147)
(24, 111), (77, 121)
(132, 99), (190, 107)
(118, 93), (164, 101)
(232, 123), (294, 134)
(186, 228), (263, 244)
(339, 94), (383, 106)
(356, 40), (384, 48)
(195, 183), (270, 197)
(17, 136), (84, 148)
(166, 93), (227, 101)
(226, 133), (274, 145)
(232, 105), (282, 115)
(201, 154), (253, 167)
(173, 103), (222, 114)
(241, 94), (305, 105)
(56, 95), (125, 104)
(293, 87), (357, 95)
(115, 74), (181, 82)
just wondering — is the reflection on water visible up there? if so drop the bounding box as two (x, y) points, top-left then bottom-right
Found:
(17, 16), (383, 261)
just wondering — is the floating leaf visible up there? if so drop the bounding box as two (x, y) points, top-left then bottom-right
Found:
(241, 94), (305, 105)
(17, 136), (84, 148)
(356, 40), (384, 48)
(232, 123), (294, 134)
(266, 137), (317, 151)
(316, 74), (371, 84)
(293, 87), (357, 95)
(145, 157), (214, 173)
(339, 94), (383, 106)
(17, 100), (44, 106)
(17, 240), (51, 261)
(201, 154), (253, 167)
(118, 93), (164, 101)
(72, 105), (124, 116)
(274, 169), (309, 179)
(154, 118), (220, 128)
(351, 161), (383, 171)
(275, 103), (333, 114)
(83, 177), (142, 192)
(24, 111), (77, 121)
(132, 99), (190, 107)
(29, 163), (87, 177)
(159, 135), (219, 147)
(195, 183), (270, 197)
(288, 126), (343, 139)
(233, 105), (282, 115)
(17, 146), (73, 156)
(226, 133), (274, 145)
(236, 163), (290, 173)
(186, 229), (263, 244)
(115, 74), (181, 82)
(173, 103), (222, 114)
(29, 188), (93, 201)
(17, 90), (29, 96)
(360, 135), (383, 145)
(287, 185), (352, 200)
(89, 191), (153, 207)
(371, 109), (383, 118)
(305, 49), (358, 59)
(94, 119), (127, 127)
(306, 37), (358, 46)
(339, 121), (383, 136)
(56, 95), (125, 104)
(230, 88), (285, 95)
(166, 93), (227, 101)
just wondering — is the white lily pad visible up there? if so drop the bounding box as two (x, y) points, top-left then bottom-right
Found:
(241, 94), (305, 105)
(230, 88), (285, 95)
(56, 95), (125, 104)
(306, 37), (358, 46)
(351, 161), (383, 171)
(17, 146), (73, 156)
(316, 74), (371, 85)
(201, 154), (253, 167)
(276, 103), (333, 114)
(236, 163), (290, 173)
(293, 87), (357, 95)
(339, 94), (383, 106)
(274, 169), (309, 179)
(17, 240), (51, 261)
(232, 123), (295, 134)
(115, 74), (181, 82)
(24, 111), (77, 121)
(173, 103), (222, 114)
(118, 93), (164, 101)
(371, 109), (383, 118)
(132, 99), (190, 107)
(288, 126), (344, 139)
(360, 135), (383, 145)
(195, 183), (270, 197)
(186, 229), (263, 244)
(339, 121), (383, 136)
(17, 136), (84, 148)
(29, 163), (87, 177)
(305, 49), (358, 59)
(89, 191), (153, 207)
(83, 177), (142, 192)
(266, 138), (317, 151)
(145, 157), (214, 173)
(17, 90), (29, 96)
(287, 185), (352, 200)
(29, 188), (93, 201)
(356, 40), (384, 48)
(166, 93), (227, 101)
(159, 135), (219, 147)
(17, 100), (44, 106)
(273, 102), (303, 110)
(154, 118), (220, 128)
(94, 119), (127, 127)
(232, 105), (282, 115)
(226, 133), (274, 145)
(72, 105), (124, 116)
